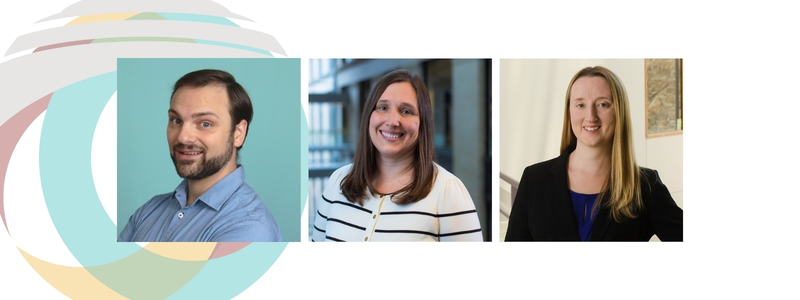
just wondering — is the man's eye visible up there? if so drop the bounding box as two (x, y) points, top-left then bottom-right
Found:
(171, 118), (182, 125)
(200, 122), (211, 128)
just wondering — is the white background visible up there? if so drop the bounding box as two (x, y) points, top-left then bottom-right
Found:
(2, 0), (799, 299)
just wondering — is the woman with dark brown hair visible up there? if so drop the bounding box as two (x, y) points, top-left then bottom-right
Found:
(505, 66), (683, 241)
(312, 70), (482, 242)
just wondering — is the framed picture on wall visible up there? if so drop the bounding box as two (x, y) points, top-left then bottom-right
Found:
(645, 58), (683, 137)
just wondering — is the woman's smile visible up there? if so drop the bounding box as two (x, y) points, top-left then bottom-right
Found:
(369, 82), (420, 160)
(569, 76), (616, 149)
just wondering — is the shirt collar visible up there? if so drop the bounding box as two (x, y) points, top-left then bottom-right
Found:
(172, 165), (246, 210)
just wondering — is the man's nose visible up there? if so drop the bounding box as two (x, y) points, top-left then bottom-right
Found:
(177, 124), (197, 144)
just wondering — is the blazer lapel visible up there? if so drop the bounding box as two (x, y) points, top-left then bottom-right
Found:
(549, 152), (581, 241)
(590, 199), (612, 241)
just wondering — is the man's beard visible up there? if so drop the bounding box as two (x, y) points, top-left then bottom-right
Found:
(170, 134), (235, 180)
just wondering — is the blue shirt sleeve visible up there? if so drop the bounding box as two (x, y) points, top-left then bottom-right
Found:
(118, 214), (136, 242)
(210, 216), (282, 242)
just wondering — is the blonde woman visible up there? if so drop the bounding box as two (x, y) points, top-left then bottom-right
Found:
(505, 66), (683, 241)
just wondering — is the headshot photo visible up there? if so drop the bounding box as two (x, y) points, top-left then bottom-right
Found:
(307, 59), (491, 241)
(500, 59), (684, 242)
(117, 58), (301, 242)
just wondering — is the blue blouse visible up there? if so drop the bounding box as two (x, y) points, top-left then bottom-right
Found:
(569, 190), (599, 241)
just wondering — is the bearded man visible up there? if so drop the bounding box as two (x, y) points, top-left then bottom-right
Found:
(118, 69), (281, 242)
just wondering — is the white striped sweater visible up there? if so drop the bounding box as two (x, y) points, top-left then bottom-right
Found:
(313, 164), (483, 242)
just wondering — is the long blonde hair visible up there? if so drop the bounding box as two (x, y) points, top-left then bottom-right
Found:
(560, 66), (642, 222)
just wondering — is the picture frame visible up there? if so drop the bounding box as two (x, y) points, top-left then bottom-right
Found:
(645, 58), (683, 137)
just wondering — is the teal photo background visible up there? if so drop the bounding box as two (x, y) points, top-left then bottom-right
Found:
(117, 58), (302, 242)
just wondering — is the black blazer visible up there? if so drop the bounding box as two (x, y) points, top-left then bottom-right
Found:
(505, 151), (683, 241)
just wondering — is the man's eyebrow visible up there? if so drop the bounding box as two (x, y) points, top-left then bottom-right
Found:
(191, 111), (219, 119)
(167, 109), (219, 119)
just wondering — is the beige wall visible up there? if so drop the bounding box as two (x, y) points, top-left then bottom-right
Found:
(499, 59), (683, 240)
(646, 134), (683, 208)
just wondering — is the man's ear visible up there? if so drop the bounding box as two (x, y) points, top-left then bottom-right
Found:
(233, 119), (247, 148)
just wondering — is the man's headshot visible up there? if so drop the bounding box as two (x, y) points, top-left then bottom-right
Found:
(168, 70), (250, 182)
(117, 59), (301, 242)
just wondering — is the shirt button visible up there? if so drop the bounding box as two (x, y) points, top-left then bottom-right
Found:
(364, 237), (368, 241)
(178, 212), (184, 219)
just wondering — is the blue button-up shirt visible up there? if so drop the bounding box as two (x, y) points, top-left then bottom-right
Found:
(118, 166), (282, 242)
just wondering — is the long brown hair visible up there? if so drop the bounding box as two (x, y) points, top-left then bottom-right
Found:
(340, 69), (437, 205)
(560, 66), (642, 222)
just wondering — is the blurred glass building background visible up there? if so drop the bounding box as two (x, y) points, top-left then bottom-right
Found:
(308, 59), (491, 241)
